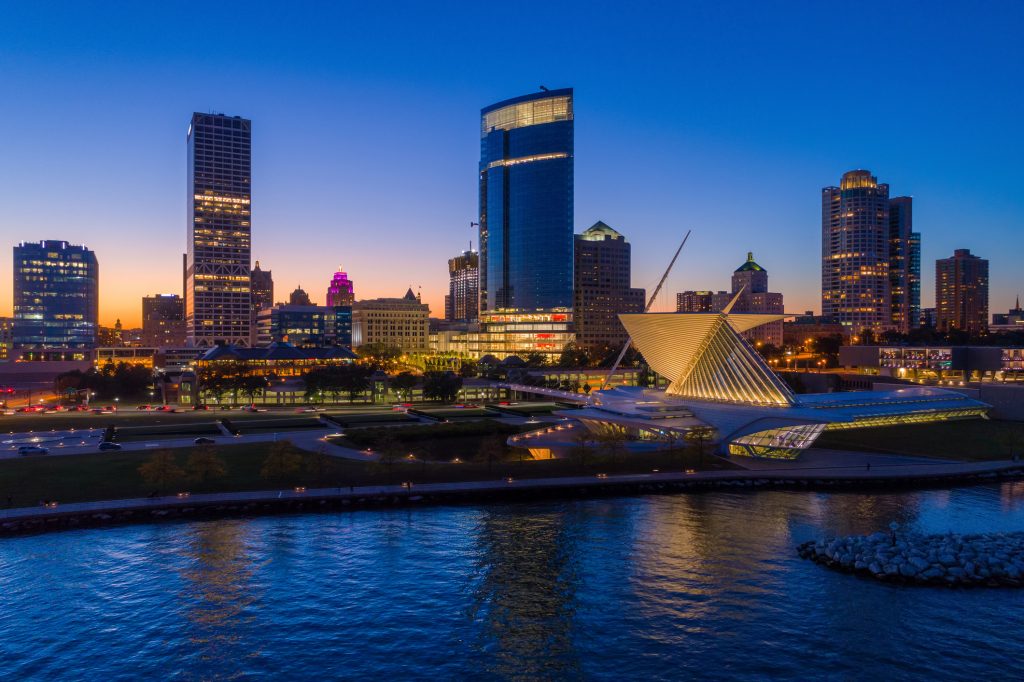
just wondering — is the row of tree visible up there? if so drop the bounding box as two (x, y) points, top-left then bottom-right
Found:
(55, 363), (155, 401)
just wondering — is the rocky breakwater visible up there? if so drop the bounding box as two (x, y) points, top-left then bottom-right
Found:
(798, 531), (1024, 586)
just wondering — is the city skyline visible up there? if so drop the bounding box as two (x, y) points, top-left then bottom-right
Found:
(1, 3), (1021, 326)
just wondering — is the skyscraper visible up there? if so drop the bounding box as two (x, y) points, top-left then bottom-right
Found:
(250, 260), (274, 345)
(936, 249), (989, 335)
(822, 170), (892, 334)
(573, 221), (645, 351)
(478, 88), (573, 313)
(888, 196), (919, 334)
(445, 250), (479, 323)
(141, 294), (186, 347)
(326, 266), (355, 307)
(12, 240), (98, 348)
(186, 112), (252, 347)
(909, 229), (922, 332)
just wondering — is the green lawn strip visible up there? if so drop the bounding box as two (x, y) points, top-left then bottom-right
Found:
(411, 407), (497, 420)
(324, 413), (416, 427)
(813, 419), (1024, 462)
(0, 441), (736, 509)
(0, 410), (286, 433)
(486, 403), (563, 415)
(114, 424), (222, 442)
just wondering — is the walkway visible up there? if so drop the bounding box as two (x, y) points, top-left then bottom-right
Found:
(2, 457), (1021, 528)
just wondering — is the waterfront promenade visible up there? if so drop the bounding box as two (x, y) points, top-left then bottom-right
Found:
(2, 452), (1021, 535)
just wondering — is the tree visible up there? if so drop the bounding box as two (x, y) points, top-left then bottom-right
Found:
(138, 450), (185, 494)
(571, 429), (593, 471)
(684, 426), (715, 468)
(422, 371), (462, 403)
(241, 376), (267, 404)
(582, 383), (592, 395)
(523, 351), (548, 368)
(339, 364), (372, 403)
(596, 429), (627, 467)
(185, 446), (227, 485)
(636, 365), (653, 388)
(559, 342), (591, 368)
(458, 361), (478, 378)
(261, 441), (303, 484)
(306, 444), (332, 486)
(390, 371), (419, 401)
(374, 431), (404, 482)
(477, 434), (506, 473)
(357, 343), (403, 372)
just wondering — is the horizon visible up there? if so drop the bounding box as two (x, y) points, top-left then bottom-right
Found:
(1, 2), (1021, 327)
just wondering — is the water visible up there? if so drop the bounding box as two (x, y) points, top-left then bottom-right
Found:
(4, 484), (1024, 680)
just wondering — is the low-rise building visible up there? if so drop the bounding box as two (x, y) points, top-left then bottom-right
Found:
(352, 289), (430, 352)
(839, 345), (1024, 383)
(256, 305), (352, 348)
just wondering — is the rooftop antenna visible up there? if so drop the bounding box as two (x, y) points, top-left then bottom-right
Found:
(539, 85), (549, 92)
(600, 229), (691, 391)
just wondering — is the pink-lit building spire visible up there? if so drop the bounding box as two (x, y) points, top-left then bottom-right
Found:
(326, 265), (355, 307)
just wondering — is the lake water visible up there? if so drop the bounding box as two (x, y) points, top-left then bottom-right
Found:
(3, 484), (1024, 679)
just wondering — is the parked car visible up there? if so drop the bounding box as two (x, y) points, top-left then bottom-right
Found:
(18, 445), (48, 456)
(194, 437), (216, 445)
(193, 404), (210, 411)
(98, 441), (123, 451)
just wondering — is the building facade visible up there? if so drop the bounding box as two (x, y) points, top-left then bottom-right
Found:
(445, 250), (479, 323)
(676, 291), (723, 313)
(288, 286), (313, 306)
(675, 253), (783, 346)
(888, 196), (920, 334)
(478, 88), (574, 314)
(326, 266), (355, 307)
(352, 289), (430, 352)
(255, 304), (352, 348)
(0, 317), (12, 361)
(573, 221), (645, 351)
(250, 260), (274, 344)
(186, 113), (252, 347)
(12, 240), (98, 348)
(936, 249), (989, 335)
(141, 294), (186, 347)
(822, 170), (893, 334)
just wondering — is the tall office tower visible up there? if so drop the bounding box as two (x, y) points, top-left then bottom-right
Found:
(250, 260), (274, 345)
(445, 250), (479, 323)
(141, 294), (186, 347)
(326, 266), (355, 307)
(573, 222), (645, 351)
(12, 240), (98, 348)
(186, 112), (252, 347)
(888, 196), (916, 333)
(821, 170), (892, 334)
(478, 88), (573, 313)
(909, 230), (921, 331)
(936, 249), (989, 335)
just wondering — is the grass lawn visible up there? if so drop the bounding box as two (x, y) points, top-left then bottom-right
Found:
(411, 407), (497, 420)
(0, 410), (294, 434)
(814, 419), (1024, 462)
(487, 402), (566, 415)
(0, 441), (737, 508)
(324, 412), (416, 427)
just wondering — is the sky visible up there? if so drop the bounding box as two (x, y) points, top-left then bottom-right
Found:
(0, 0), (1021, 327)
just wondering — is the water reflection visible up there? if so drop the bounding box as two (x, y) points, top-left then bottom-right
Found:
(176, 520), (260, 677)
(469, 507), (581, 679)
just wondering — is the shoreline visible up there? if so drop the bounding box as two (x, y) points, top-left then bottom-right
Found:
(2, 459), (1023, 537)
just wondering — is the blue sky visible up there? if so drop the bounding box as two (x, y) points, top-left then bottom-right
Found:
(0, 0), (1021, 325)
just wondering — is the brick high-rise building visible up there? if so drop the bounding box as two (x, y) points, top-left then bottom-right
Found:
(573, 222), (645, 351)
(936, 249), (989, 335)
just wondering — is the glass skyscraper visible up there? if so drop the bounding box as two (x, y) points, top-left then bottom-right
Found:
(479, 88), (574, 313)
(12, 240), (98, 348)
(186, 112), (252, 347)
